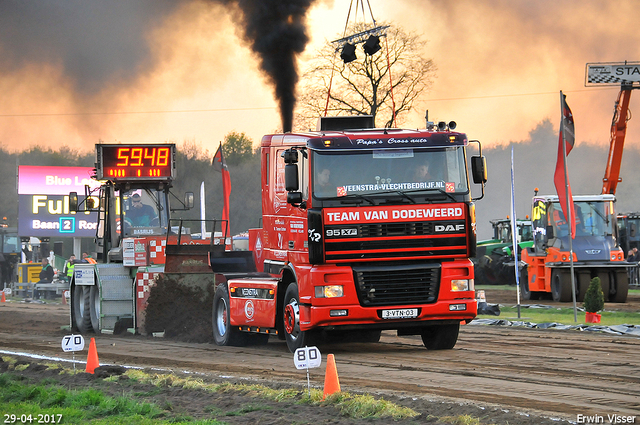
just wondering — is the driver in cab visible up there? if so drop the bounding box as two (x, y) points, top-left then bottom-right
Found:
(126, 193), (157, 226)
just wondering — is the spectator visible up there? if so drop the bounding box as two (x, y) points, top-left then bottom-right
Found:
(33, 258), (54, 299)
(82, 252), (97, 264)
(63, 255), (77, 282)
(627, 248), (639, 285)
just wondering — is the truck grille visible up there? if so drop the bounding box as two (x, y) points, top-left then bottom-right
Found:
(324, 220), (467, 262)
(353, 264), (440, 306)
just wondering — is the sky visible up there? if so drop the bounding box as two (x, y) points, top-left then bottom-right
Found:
(1, 0), (639, 154)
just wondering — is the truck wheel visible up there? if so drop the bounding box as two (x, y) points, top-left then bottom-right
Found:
(283, 283), (313, 352)
(551, 270), (572, 302)
(473, 264), (487, 286)
(72, 285), (93, 334)
(519, 269), (539, 300)
(576, 271), (591, 302)
(212, 283), (247, 346)
(359, 329), (382, 343)
(611, 271), (629, 303)
(420, 324), (460, 350)
(89, 285), (101, 334)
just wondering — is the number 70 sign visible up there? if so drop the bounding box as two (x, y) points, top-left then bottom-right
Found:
(61, 334), (85, 352)
(293, 346), (322, 370)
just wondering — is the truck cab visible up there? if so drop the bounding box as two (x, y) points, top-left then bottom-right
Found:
(213, 117), (487, 352)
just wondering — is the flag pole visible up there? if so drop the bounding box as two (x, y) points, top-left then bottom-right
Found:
(510, 146), (521, 318)
(200, 182), (206, 239)
(561, 90), (578, 322)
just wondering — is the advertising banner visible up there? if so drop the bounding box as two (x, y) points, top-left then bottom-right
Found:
(18, 194), (98, 237)
(18, 166), (100, 237)
(18, 165), (100, 195)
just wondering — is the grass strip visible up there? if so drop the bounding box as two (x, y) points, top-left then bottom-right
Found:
(122, 369), (419, 420)
(478, 304), (640, 326)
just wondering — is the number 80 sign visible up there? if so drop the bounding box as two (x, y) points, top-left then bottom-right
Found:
(293, 346), (322, 370)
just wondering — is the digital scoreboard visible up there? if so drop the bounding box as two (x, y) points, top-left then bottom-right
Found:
(96, 144), (176, 181)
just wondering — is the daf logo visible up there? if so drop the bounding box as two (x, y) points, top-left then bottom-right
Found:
(435, 224), (465, 232)
(585, 250), (601, 255)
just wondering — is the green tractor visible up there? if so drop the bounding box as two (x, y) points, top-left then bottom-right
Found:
(474, 218), (533, 286)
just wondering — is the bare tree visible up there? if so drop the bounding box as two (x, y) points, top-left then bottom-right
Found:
(295, 23), (436, 129)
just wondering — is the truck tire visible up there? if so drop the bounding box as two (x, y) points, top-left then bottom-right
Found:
(611, 271), (629, 303)
(420, 324), (459, 350)
(73, 285), (93, 334)
(89, 285), (101, 334)
(597, 272), (611, 302)
(576, 271), (591, 302)
(473, 264), (487, 286)
(212, 283), (247, 346)
(283, 283), (314, 353)
(520, 269), (540, 300)
(551, 270), (572, 302)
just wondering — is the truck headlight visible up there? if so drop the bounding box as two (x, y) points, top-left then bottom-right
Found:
(315, 285), (344, 298)
(451, 279), (471, 292)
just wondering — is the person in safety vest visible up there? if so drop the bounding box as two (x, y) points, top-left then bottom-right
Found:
(63, 255), (77, 282)
(553, 209), (569, 237)
(82, 252), (97, 264)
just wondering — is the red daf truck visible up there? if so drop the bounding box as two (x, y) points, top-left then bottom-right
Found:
(212, 116), (487, 352)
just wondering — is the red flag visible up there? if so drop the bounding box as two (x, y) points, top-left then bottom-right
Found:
(212, 143), (231, 237)
(553, 93), (576, 238)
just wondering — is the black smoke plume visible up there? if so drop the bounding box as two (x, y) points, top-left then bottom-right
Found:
(0, 0), (316, 134)
(227, 0), (315, 132)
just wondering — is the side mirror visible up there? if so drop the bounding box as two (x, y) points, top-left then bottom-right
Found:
(285, 163), (299, 191)
(471, 156), (487, 184)
(69, 192), (79, 211)
(86, 197), (99, 209)
(287, 192), (303, 205)
(184, 192), (194, 209)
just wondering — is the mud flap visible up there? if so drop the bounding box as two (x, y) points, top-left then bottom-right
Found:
(227, 278), (279, 330)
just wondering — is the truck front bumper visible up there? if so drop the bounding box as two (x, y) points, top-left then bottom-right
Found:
(299, 299), (477, 331)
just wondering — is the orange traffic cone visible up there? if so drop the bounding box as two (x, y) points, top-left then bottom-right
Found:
(323, 353), (341, 399)
(86, 337), (100, 374)
(1, 291), (5, 303)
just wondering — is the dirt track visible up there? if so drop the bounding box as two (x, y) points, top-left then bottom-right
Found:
(1, 289), (639, 424)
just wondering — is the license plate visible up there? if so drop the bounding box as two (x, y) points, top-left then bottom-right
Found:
(381, 308), (418, 319)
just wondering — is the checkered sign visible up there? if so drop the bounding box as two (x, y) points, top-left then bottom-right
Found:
(586, 62), (640, 85)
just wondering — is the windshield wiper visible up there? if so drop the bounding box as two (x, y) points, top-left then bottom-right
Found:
(376, 187), (458, 203)
(387, 191), (417, 204)
(145, 188), (163, 211)
(322, 194), (376, 205)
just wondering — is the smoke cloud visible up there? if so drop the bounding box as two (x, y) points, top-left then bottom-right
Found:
(0, 0), (315, 151)
(0, 1), (179, 95)
(227, 0), (314, 133)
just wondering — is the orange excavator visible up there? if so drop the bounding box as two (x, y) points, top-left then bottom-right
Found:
(605, 82), (640, 286)
(602, 84), (634, 195)
(520, 63), (639, 303)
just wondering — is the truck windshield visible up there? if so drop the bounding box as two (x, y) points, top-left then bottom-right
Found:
(551, 201), (615, 238)
(121, 189), (168, 236)
(312, 147), (468, 199)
